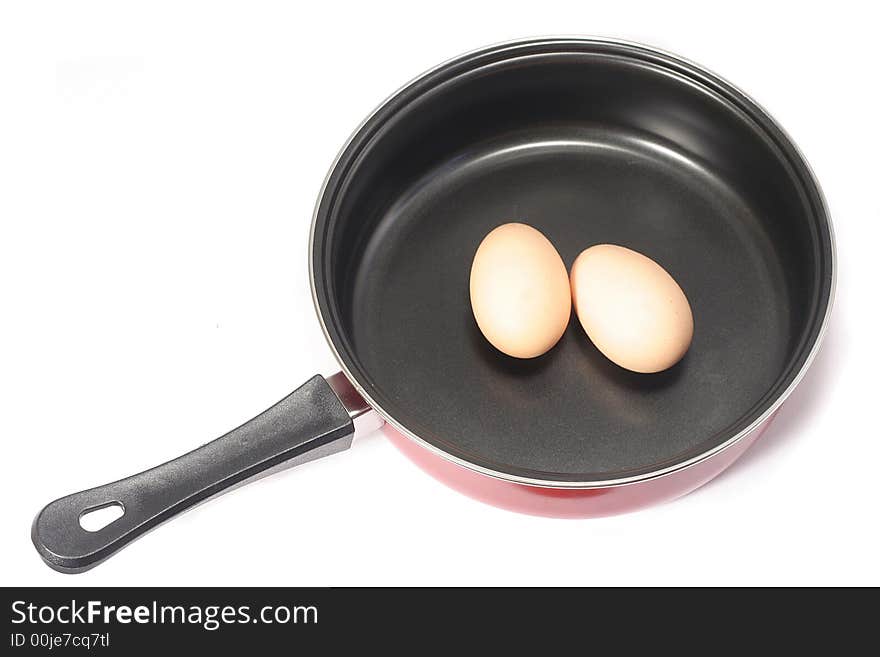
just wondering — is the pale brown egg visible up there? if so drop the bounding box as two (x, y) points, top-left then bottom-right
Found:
(570, 244), (693, 373)
(470, 223), (571, 358)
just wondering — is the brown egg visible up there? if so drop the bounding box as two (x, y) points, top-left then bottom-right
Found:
(570, 244), (693, 373)
(470, 223), (571, 358)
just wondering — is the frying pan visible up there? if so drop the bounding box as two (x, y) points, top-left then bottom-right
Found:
(32, 38), (835, 573)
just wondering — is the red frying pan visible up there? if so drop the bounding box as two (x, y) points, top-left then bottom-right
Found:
(33, 38), (835, 572)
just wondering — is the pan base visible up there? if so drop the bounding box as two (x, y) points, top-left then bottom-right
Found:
(349, 127), (791, 481)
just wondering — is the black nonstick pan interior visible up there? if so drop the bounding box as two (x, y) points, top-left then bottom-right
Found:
(312, 40), (833, 484)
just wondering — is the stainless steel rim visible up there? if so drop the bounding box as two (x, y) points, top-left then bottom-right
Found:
(308, 36), (837, 490)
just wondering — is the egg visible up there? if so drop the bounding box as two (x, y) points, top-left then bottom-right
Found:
(570, 244), (693, 373)
(470, 223), (571, 358)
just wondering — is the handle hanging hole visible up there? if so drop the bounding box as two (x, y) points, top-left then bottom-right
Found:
(78, 502), (124, 532)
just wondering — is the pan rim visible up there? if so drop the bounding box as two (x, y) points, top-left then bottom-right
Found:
(308, 35), (837, 490)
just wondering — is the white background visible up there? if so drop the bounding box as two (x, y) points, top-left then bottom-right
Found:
(1, 1), (877, 586)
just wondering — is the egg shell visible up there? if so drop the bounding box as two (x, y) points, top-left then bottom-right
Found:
(469, 223), (571, 359)
(570, 244), (694, 373)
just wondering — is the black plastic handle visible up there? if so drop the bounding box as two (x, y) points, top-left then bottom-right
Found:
(32, 375), (355, 573)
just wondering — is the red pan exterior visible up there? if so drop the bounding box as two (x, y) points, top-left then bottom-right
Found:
(383, 412), (776, 517)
